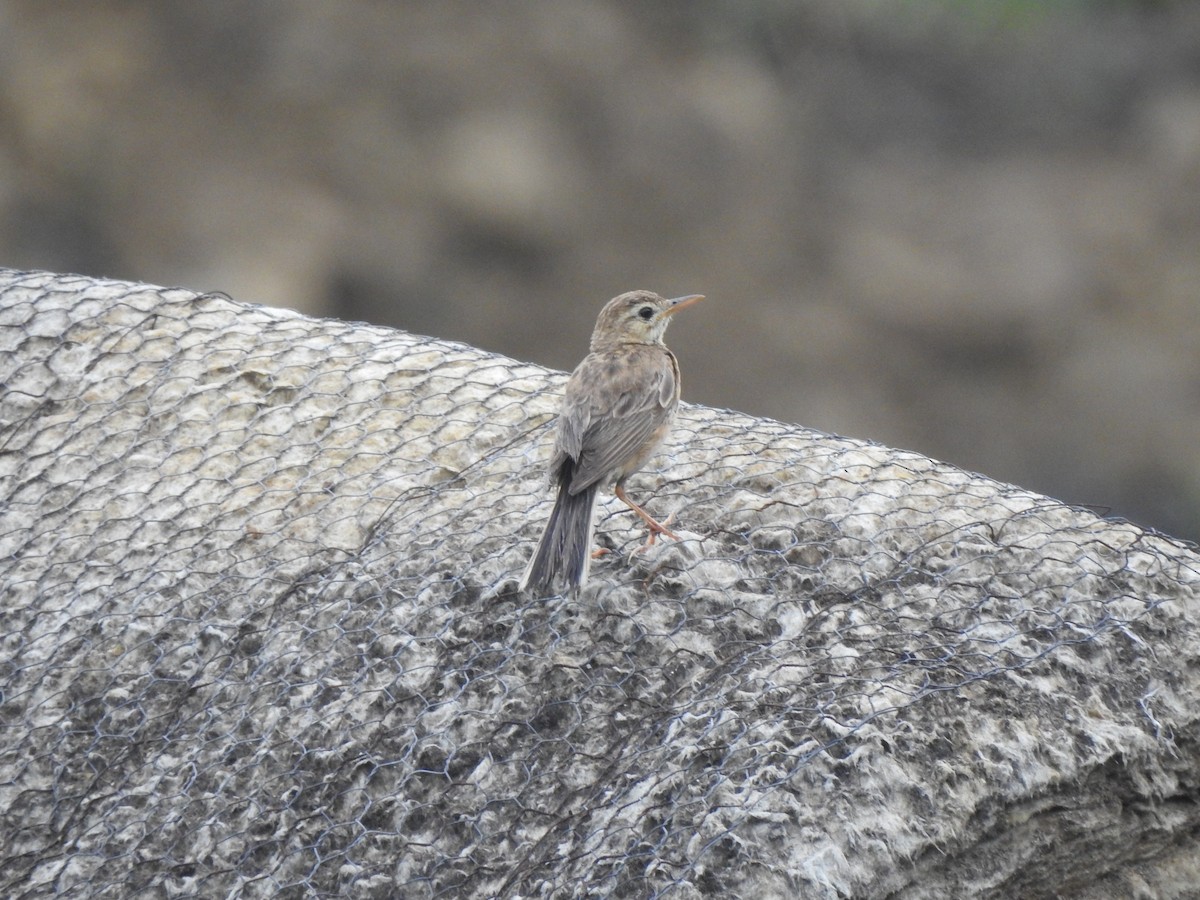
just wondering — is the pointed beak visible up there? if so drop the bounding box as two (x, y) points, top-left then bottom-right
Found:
(661, 294), (704, 317)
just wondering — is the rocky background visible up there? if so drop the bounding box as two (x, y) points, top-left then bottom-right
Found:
(5, 269), (1198, 898)
(2, 0), (1198, 541)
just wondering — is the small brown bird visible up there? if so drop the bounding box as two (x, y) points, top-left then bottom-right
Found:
(520, 289), (704, 595)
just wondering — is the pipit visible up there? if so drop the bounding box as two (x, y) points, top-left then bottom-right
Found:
(519, 289), (703, 595)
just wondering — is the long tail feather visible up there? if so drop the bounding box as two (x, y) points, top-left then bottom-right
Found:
(519, 479), (599, 596)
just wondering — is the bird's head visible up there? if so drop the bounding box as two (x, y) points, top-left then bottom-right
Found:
(589, 290), (704, 350)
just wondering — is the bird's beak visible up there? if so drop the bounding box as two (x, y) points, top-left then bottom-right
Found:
(661, 294), (704, 317)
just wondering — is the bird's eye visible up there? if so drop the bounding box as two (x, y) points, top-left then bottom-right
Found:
(638, 306), (654, 320)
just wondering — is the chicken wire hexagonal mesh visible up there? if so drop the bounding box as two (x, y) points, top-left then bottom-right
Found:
(1, 268), (1198, 899)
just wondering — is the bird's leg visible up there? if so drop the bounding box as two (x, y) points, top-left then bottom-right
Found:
(638, 511), (677, 550)
(615, 484), (680, 545)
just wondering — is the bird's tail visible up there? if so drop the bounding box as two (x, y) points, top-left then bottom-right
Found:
(519, 477), (599, 596)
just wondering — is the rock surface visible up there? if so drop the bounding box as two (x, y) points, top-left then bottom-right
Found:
(2, 269), (1198, 897)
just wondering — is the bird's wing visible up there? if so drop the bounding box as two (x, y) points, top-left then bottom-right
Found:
(556, 347), (677, 495)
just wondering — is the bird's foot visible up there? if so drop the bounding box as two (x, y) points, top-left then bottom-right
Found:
(646, 510), (679, 542)
(632, 511), (678, 554)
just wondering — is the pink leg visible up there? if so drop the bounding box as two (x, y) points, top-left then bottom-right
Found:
(615, 484), (680, 544)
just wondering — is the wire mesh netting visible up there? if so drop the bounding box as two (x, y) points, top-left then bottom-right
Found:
(2, 268), (1199, 899)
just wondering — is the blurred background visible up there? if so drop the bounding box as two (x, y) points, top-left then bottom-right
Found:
(2, 0), (1198, 542)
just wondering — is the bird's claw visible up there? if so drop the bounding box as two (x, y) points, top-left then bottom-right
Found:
(631, 511), (678, 555)
(645, 510), (678, 544)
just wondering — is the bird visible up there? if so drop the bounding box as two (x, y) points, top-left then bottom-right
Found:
(519, 289), (704, 596)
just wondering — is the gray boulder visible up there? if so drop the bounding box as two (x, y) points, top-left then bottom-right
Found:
(1, 269), (1197, 898)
